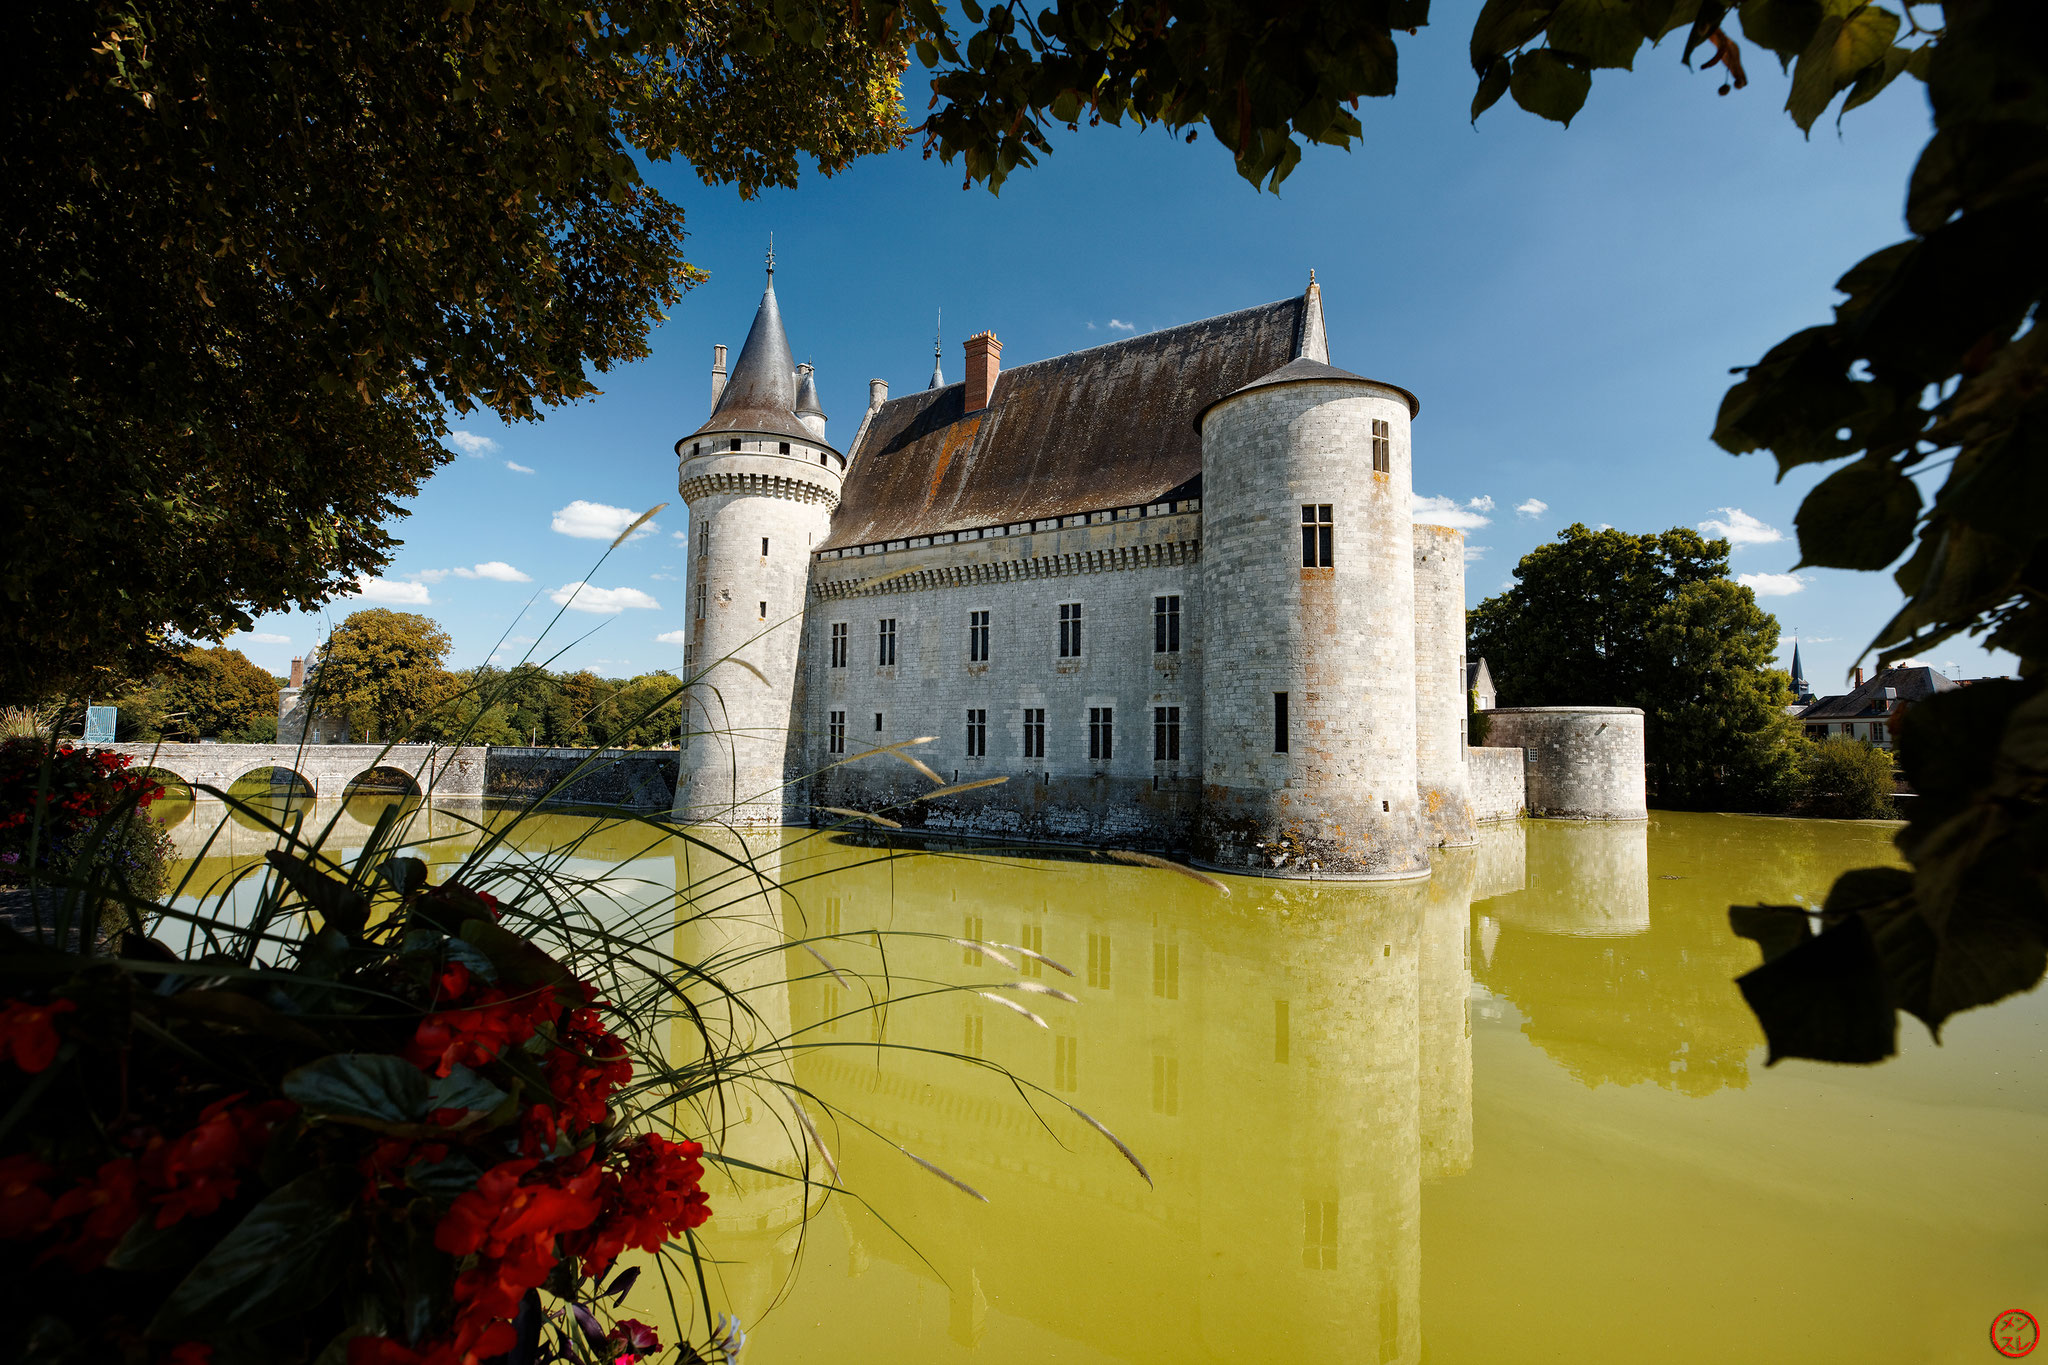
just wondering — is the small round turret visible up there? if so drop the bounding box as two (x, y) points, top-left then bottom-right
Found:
(1414, 523), (1476, 847)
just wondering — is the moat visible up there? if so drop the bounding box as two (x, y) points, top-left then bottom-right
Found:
(163, 806), (2048, 1364)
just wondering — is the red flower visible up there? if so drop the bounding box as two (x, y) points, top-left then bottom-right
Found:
(607, 1319), (661, 1362)
(163, 1344), (213, 1365)
(42, 1156), (141, 1270)
(564, 1135), (711, 1279)
(0, 1153), (55, 1240)
(0, 997), (75, 1073)
(405, 989), (557, 1079)
(542, 1006), (633, 1136)
(142, 1096), (296, 1228)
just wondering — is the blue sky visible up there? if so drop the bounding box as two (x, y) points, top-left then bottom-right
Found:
(230, 25), (2018, 696)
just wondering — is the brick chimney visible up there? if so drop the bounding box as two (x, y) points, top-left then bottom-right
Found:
(1853, 666), (1865, 687)
(964, 331), (1001, 413)
(869, 377), (889, 408)
(289, 657), (305, 689)
(711, 343), (728, 407)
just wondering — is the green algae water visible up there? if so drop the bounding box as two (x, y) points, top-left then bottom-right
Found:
(167, 807), (2048, 1364)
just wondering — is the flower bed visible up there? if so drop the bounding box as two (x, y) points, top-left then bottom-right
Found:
(1, 863), (719, 1365)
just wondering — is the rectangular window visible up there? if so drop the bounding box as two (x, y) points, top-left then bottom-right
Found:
(874, 712), (883, 732)
(1371, 418), (1391, 473)
(1059, 602), (1083, 658)
(1020, 922), (1044, 978)
(761, 536), (769, 556)
(1275, 1000), (1290, 1063)
(1087, 932), (1111, 990)
(828, 711), (845, 755)
(1154, 705), (1180, 762)
(878, 618), (897, 666)
(1304, 1198), (1339, 1270)
(1152, 1055), (1179, 1116)
(1022, 708), (1046, 760)
(695, 581), (707, 619)
(729, 438), (741, 452)
(1089, 707), (1113, 762)
(965, 709), (987, 758)
(1154, 595), (1181, 653)
(819, 983), (840, 1034)
(1301, 504), (1334, 567)
(1275, 692), (1290, 754)
(969, 609), (990, 663)
(758, 601), (766, 620)
(1152, 940), (1179, 1000)
(963, 1009), (984, 1059)
(830, 622), (847, 668)
(1053, 1035), (1078, 1093)
(697, 527), (707, 558)
(962, 913), (984, 965)
(821, 897), (841, 938)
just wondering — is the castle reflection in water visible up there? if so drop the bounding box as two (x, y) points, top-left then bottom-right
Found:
(666, 816), (1709, 1365)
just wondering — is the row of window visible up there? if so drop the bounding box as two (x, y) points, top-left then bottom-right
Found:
(829, 597), (1183, 667)
(826, 704), (1186, 760)
(685, 437), (845, 469)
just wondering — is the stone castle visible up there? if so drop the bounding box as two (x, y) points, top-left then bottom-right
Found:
(673, 262), (1644, 878)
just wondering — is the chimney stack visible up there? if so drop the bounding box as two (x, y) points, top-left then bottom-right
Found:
(1853, 666), (1865, 687)
(711, 343), (728, 406)
(289, 657), (304, 689)
(869, 378), (889, 408)
(964, 331), (1001, 413)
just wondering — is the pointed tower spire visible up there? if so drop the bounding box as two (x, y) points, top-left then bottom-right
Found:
(687, 250), (811, 443)
(1789, 635), (1809, 701)
(927, 310), (945, 390)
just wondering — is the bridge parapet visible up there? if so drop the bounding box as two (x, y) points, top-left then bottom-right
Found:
(108, 743), (487, 802)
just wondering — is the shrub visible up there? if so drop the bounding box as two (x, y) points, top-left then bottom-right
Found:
(1798, 736), (1897, 819)
(0, 738), (170, 895)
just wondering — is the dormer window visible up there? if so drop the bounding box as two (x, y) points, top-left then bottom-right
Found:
(779, 441), (791, 454)
(729, 438), (741, 452)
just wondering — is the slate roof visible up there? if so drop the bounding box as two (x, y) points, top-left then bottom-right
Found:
(687, 272), (819, 448)
(1800, 665), (1956, 721)
(1194, 356), (1420, 431)
(825, 295), (1315, 550)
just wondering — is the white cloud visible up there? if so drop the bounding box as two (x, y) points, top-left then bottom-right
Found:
(413, 569), (451, 583)
(671, 531), (689, 545)
(1739, 571), (1807, 597)
(549, 581), (660, 615)
(1412, 494), (1495, 530)
(1464, 545), (1489, 563)
(1699, 507), (1785, 548)
(236, 631), (291, 644)
(1515, 498), (1549, 520)
(656, 630), (689, 645)
(1107, 318), (1135, 332)
(352, 574), (432, 605)
(460, 561), (531, 583)
(650, 573), (678, 582)
(551, 500), (656, 541)
(447, 431), (499, 456)
(505, 461), (534, 474)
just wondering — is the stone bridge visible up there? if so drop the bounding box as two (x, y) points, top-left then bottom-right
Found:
(110, 743), (487, 802)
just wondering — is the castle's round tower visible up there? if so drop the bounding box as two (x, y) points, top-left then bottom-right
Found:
(1195, 359), (1430, 879)
(1413, 524), (1476, 847)
(673, 263), (843, 825)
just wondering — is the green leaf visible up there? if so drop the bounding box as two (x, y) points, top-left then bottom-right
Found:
(1472, 57), (1513, 119)
(1734, 913), (1897, 1064)
(1547, 0), (1644, 69)
(151, 1170), (354, 1337)
(377, 856), (427, 896)
(1785, 4), (1899, 132)
(1471, 0), (1559, 73)
(427, 1063), (509, 1113)
(1729, 902), (1812, 964)
(1735, 0), (1822, 64)
(263, 851), (371, 939)
(1509, 49), (1594, 123)
(459, 918), (577, 1001)
(1794, 457), (1921, 570)
(283, 1053), (431, 1125)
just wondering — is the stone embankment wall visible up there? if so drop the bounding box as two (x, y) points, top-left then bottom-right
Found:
(1467, 747), (1525, 824)
(486, 749), (678, 809)
(1482, 708), (1647, 820)
(110, 743), (485, 800)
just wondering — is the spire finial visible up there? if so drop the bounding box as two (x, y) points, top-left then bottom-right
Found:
(1309, 267), (1316, 285)
(934, 308), (942, 358)
(766, 233), (775, 277)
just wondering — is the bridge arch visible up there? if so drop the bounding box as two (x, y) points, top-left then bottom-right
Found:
(106, 743), (489, 803)
(342, 765), (424, 798)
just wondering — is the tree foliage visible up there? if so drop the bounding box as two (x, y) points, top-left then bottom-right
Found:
(1799, 735), (1898, 819)
(4, 0), (908, 698)
(121, 646), (282, 743)
(305, 611), (453, 745)
(1470, 524), (1803, 810)
(419, 664), (683, 749)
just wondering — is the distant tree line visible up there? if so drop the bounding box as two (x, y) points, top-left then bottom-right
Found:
(93, 609), (680, 750)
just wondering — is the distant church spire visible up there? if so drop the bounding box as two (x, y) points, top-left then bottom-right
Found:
(1789, 634), (1810, 702)
(928, 310), (945, 390)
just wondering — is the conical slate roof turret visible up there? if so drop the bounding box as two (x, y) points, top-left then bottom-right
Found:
(795, 364), (826, 420)
(686, 257), (826, 448)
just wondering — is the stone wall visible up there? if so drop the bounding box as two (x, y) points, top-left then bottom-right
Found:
(109, 743), (486, 800)
(487, 749), (678, 809)
(1467, 746), (1526, 823)
(1482, 708), (1647, 820)
(802, 509), (1204, 835)
(1413, 525), (1474, 847)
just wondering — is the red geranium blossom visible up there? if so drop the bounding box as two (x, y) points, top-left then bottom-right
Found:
(564, 1135), (711, 1279)
(0, 1152), (55, 1240)
(141, 1095), (297, 1227)
(0, 996), (75, 1073)
(41, 1156), (142, 1270)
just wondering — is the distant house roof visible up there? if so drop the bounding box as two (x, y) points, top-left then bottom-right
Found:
(1466, 657), (1494, 695)
(825, 291), (1326, 550)
(1800, 665), (1956, 721)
